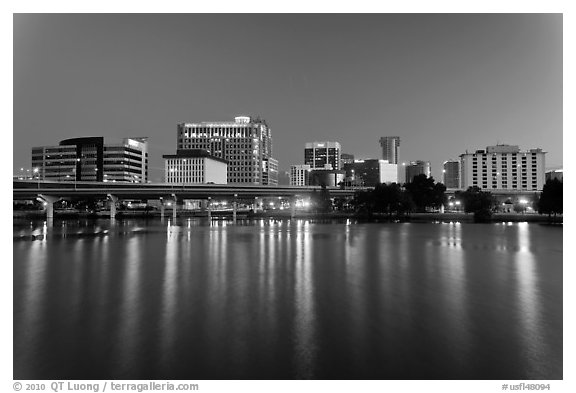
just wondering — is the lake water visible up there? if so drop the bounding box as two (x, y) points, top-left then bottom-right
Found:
(13, 218), (562, 380)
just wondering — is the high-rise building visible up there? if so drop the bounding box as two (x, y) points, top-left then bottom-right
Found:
(379, 136), (400, 164)
(262, 157), (279, 186)
(290, 164), (312, 186)
(304, 141), (341, 170)
(460, 145), (546, 191)
(31, 137), (149, 183)
(163, 149), (227, 184)
(343, 159), (398, 187)
(177, 115), (277, 185)
(405, 160), (431, 183)
(443, 160), (461, 189)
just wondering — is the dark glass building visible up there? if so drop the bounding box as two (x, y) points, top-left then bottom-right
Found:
(405, 160), (431, 183)
(304, 141), (341, 170)
(443, 160), (461, 189)
(31, 137), (148, 183)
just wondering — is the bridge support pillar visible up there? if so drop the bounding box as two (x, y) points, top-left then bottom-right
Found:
(232, 194), (238, 222)
(38, 194), (60, 219)
(172, 194), (177, 219)
(107, 194), (118, 219)
(291, 196), (297, 219)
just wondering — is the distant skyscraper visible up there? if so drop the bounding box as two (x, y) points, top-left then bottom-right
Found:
(379, 136), (400, 164)
(460, 145), (546, 191)
(443, 160), (461, 189)
(177, 115), (277, 185)
(304, 141), (341, 170)
(406, 160), (431, 183)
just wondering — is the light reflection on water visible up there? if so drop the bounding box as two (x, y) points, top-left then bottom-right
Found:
(294, 225), (316, 379)
(13, 219), (562, 380)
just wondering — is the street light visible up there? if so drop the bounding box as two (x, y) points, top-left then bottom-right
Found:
(519, 199), (528, 214)
(72, 167), (78, 189)
(33, 167), (39, 188)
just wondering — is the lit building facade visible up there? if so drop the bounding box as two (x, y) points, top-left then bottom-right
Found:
(163, 149), (227, 184)
(262, 157), (279, 186)
(344, 159), (398, 187)
(304, 141), (342, 170)
(290, 164), (312, 186)
(460, 145), (546, 191)
(31, 137), (148, 183)
(443, 160), (461, 189)
(379, 136), (400, 164)
(176, 116), (277, 185)
(406, 160), (431, 183)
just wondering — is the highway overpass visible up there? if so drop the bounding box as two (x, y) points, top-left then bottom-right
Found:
(13, 180), (359, 218)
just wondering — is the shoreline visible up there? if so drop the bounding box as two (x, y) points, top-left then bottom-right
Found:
(13, 210), (563, 224)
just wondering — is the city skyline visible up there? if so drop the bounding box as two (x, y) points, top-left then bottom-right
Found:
(13, 14), (562, 182)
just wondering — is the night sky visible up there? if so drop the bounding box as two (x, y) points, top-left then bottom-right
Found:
(13, 13), (562, 182)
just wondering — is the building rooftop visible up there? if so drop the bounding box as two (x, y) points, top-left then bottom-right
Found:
(179, 115), (268, 128)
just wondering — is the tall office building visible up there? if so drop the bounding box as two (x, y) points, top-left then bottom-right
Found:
(304, 141), (341, 170)
(177, 115), (278, 185)
(443, 160), (461, 189)
(405, 160), (431, 183)
(379, 136), (400, 164)
(460, 145), (546, 191)
(31, 137), (149, 183)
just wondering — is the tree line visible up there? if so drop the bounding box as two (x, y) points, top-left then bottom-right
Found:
(310, 175), (563, 221)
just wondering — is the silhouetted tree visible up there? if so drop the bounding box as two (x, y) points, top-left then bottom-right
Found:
(353, 183), (415, 217)
(403, 175), (447, 212)
(311, 185), (332, 213)
(373, 182), (407, 216)
(459, 186), (494, 222)
(352, 189), (375, 217)
(538, 179), (563, 217)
